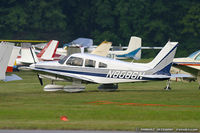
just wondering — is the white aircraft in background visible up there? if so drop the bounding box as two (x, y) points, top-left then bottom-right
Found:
(16, 40), (60, 66)
(108, 36), (142, 59)
(6, 46), (20, 72)
(29, 41), (189, 92)
(0, 42), (22, 81)
(173, 50), (200, 88)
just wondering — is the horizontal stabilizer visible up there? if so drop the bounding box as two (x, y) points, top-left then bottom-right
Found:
(142, 75), (170, 79)
(4, 74), (22, 82)
(142, 74), (193, 79)
(171, 74), (193, 78)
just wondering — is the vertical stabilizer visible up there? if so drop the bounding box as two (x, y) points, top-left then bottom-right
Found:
(21, 43), (39, 64)
(7, 46), (20, 72)
(37, 40), (59, 60)
(148, 41), (178, 75)
(91, 41), (112, 56)
(127, 36), (142, 59)
(127, 36), (141, 52)
(0, 42), (14, 80)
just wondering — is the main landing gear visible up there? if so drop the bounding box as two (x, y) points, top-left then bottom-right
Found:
(164, 80), (171, 90)
(43, 79), (85, 93)
(98, 84), (118, 92)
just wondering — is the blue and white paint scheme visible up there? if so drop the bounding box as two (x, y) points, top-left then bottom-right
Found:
(108, 36), (141, 59)
(29, 41), (188, 92)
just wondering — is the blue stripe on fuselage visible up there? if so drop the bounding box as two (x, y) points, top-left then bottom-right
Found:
(35, 67), (107, 77)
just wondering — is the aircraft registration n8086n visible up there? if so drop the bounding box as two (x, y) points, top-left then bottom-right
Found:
(29, 41), (185, 92)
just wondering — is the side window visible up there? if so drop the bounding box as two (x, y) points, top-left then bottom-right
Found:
(195, 53), (200, 61)
(66, 56), (83, 66)
(99, 62), (107, 68)
(58, 56), (69, 64)
(85, 59), (96, 67)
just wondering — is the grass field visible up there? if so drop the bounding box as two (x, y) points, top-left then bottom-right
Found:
(0, 71), (200, 131)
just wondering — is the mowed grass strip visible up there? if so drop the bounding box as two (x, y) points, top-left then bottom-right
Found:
(0, 71), (200, 130)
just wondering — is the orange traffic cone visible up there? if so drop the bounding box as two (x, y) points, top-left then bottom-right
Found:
(60, 116), (69, 121)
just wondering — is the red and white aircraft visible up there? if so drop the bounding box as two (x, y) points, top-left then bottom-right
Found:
(16, 40), (60, 66)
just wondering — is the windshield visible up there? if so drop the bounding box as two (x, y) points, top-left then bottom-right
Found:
(58, 56), (69, 64)
(188, 50), (200, 59)
(195, 53), (200, 61)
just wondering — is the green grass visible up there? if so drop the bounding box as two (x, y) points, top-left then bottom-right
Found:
(0, 71), (200, 130)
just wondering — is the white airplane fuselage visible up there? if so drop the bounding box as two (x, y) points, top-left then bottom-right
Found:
(173, 50), (200, 70)
(29, 41), (179, 92)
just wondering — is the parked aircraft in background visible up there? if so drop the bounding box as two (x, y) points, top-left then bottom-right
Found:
(56, 38), (93, 56)
(0, 42), (22, 81)
(108, 36), (142, 59)
(29, 41), (189, 92)
(91, 41), (112, 57)
(16, 40), (60, 66)
(173, 50), (200, 88)
(6, 46), (20, 72)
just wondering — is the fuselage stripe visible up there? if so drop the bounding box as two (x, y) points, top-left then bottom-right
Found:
(35, 67), (107, 77)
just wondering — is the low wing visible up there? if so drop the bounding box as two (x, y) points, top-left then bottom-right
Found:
(31, 67), (95, 83)
(173, 63), (199, 76)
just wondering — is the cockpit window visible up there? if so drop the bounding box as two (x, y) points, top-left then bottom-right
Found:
(85, 59), (96, 67)
(99, 62), (107, 68)
(195, 53), (200, 61)
(66, 56), (83, 66)
(188, 50), (200, 59)
(58, 56), (69, 64)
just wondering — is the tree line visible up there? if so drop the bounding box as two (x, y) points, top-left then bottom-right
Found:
(0, 0), (200, 57)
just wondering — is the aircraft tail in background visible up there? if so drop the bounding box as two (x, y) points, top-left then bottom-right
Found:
(109, 36), (141, 59)
(91, 41), (112, 57)
(0, 42), (14, 80)
(6, 46), (20, 72)
(37, 40), (59, 60)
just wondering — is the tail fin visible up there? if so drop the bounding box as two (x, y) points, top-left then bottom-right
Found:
(0, 42), (14, 80)
(37, 40), (59, 60)
(21, 43), (39, 64)
(148, 41), (178, 75)
(6, 46), (20, 72)
(126, 36), (141, 59)
(91, 41), (112, 56)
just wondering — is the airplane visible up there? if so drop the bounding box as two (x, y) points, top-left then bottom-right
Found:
(29, 41), (190, 92)
(108, 36), (141, 60)
(6, 46), (20, 72)
(0, 42), (22, 81)
(173, 50), (200, 89)
(56, 38), (93, 56)
(90, 41), (112, 57)
(16, 40), (60, 66)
